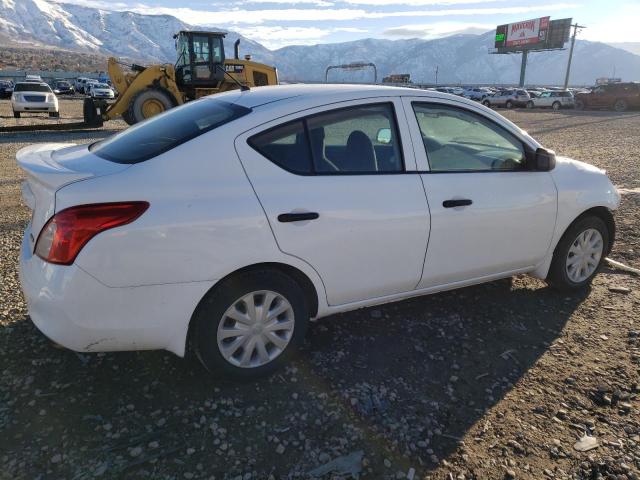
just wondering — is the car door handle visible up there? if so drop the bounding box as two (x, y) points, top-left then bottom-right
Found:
(443, 199), (472, 208)
(277, 212), (319, 223)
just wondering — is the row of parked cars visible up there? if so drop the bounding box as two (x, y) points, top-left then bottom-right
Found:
(1, 74), (118, 118)
(432, 82), (640, 112)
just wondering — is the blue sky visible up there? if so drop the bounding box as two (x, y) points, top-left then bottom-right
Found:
(59, 0), (640, 49)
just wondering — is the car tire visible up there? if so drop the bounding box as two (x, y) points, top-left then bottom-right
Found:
(575, 99), (585, 110)
(546, 215), (609, 291)
(128, 88), (175, 124)
(506, 100), (514, 109)
(83, 97), (103, 127)
(552, 101), (561, 111)
(13, 111), (20, 119)
(614, 99), (628, 112)
(526, 101), (534, 109)
(482, 100), (491, 107)
(192, 269), (310, 378)
(49, 112), (59, 118)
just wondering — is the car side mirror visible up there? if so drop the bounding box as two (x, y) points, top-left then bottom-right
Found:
(534, 147), (556, 171)
(376, 128), (392, 144)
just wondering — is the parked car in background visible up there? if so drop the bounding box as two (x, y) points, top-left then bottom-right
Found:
(0, 80), (14, 99)
(75, 77), (89, 92)
(527, 91), (574, 110)
(575, 82), (640, 112)
(463, 87), (492, 101)
(88, 82), (115, 99)
(51, 80), (75, 95)
(84, 79), (100, 94)
(11, 82), (59, 118)
(17, 85), (619, 377)
(482, 89), (531, 108)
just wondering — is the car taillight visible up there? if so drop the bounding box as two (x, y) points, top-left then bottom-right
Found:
(35, 202), (149, 265)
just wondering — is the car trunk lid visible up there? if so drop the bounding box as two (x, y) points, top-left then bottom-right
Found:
(17, 143), (130, 251)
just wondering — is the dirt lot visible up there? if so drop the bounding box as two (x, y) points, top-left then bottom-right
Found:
(1, 99), (639, 480)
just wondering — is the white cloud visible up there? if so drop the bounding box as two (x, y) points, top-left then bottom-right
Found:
(581, 3), (640, 43)
(383, 21), (494, 38)
(238, 25), (368, 48)
(345, 0), (503, 4)
(127, 3), (579, 25)
(237, 0), (334, 6)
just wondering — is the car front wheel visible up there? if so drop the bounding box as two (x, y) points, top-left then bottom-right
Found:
(526, 101), (534, 109)
(614, 99), (628, 112)
(506, 100), (514, 109)
(482, 100), (491, 107)
(192, 269), (309, 377)
(546, 215), (609, 291)
(552, 101), (561, 111)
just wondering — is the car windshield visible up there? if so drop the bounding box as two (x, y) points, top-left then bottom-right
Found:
(94, 84), (110, 88)
(90, 99), (251, 164)
(14, 83), (52, 92)
(57, 82), (71, 87)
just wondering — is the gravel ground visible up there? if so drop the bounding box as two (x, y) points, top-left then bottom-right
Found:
(1, 99), (639, 480)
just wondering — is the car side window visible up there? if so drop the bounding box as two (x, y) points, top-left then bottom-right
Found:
(249, 121), (312, 174)
(249, 103), (404, 175)
(412, 103), (526, 172)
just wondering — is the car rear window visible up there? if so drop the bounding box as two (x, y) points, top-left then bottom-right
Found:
(14, 83), (51, 92)
(90, 99), (251, 164)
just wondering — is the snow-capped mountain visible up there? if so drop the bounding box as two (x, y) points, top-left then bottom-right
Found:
(2, 0), (640, 85)
(0, 0), (270, 63)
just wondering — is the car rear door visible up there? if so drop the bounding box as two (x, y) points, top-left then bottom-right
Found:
(402, 97), (557, 288)
(235, 98), (430, 306)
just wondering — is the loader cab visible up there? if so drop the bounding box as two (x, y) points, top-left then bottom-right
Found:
(174, 31), (226, 97)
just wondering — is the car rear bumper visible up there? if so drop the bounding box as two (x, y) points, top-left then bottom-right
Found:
(19, 224), (214, 357)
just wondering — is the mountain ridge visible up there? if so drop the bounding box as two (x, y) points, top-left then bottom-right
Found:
(1, 0), (640, 85)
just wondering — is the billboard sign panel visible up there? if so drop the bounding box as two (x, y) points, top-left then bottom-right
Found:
(505, 16), (550, 47)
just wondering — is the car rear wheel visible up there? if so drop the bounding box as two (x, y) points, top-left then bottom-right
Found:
(482, 100), (491, 107)
(575, 99), (585, 110)
(13, 111), (20, 118)
(614, 99), (628, 112)
(506, 100), (514, 109)
(546, 215), (609, 291)
(526, 101), (534, 109)
(552, 101), (561, 111)
(49, 112), (59, 118)
(192, 269), (309, 377)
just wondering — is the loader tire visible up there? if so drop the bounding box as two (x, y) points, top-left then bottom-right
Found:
(121, 110), (136, 126)
(128, 88), (175, 124)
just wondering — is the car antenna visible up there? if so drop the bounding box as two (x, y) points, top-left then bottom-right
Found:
(215, 65), (250, 92)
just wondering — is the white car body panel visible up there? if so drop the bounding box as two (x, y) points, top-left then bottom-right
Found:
(17, 84), (620, 358)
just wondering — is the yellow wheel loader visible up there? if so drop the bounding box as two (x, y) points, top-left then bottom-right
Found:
(83, 31), (278, 127)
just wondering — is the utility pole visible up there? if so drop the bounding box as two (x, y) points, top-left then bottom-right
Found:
(435, 65), (439, 85)
(519, 50), (528, 87)
(564, 23), (586, 90)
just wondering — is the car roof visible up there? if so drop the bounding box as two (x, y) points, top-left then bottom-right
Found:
(15, 82), (49, 87)
(225, 83), (476, 110)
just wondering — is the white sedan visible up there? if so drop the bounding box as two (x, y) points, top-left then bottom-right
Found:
(18, 85), (620, 377)
(88, 82), (115, 99)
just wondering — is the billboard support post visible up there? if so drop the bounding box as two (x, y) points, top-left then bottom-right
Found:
(519, 50), (528, 87)
(563, 24), (586, 90)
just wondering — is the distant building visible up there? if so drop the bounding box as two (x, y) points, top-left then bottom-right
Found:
(383, 74), (411, 84)
(595, 77), (622, 85)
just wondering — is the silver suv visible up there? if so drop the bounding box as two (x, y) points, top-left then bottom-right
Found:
(482, 89), (530, 108)
(527, 91), (574, 110)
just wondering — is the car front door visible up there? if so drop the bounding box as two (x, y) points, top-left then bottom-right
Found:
(538, 92), (552, 107)
(235, 99), (430, 306)
(403, 98), (557, 288)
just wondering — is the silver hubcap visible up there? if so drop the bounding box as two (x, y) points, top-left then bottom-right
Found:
(217, 290), (295, 368)
(566, 228), (603, 283)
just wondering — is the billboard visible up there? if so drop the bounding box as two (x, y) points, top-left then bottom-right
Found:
(494, 17), (571, 52)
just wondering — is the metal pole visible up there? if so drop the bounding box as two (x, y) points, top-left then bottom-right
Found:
(519, 50), (528, 87)
(564, 24), (586, 90)
(435, 65), (438, 85)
